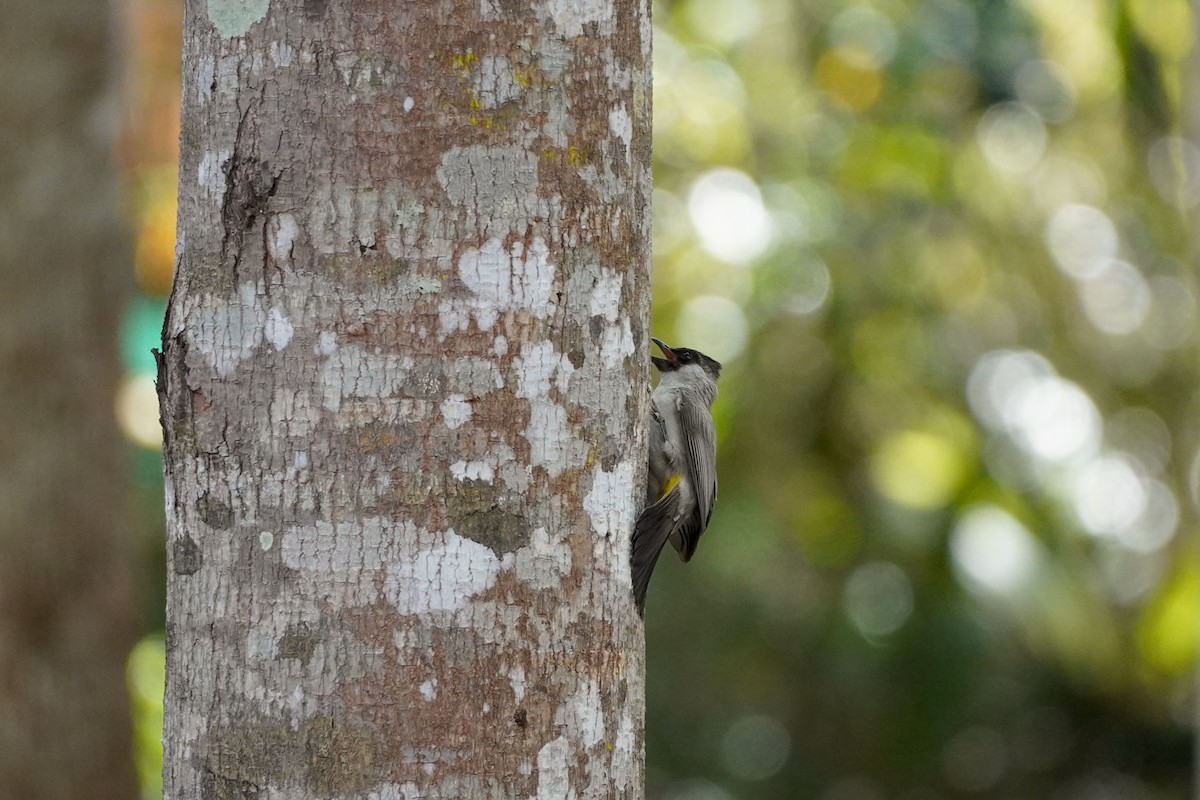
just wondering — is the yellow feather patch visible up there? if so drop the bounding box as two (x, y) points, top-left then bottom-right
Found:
(659, 474), (682, 498)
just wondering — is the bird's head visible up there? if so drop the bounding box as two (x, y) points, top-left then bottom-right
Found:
(650, 338), (722, 381)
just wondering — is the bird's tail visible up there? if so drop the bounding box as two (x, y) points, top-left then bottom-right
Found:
(631, 485), (682, 615)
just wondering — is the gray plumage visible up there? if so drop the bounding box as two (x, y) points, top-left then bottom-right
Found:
(632, 340), (721, 613)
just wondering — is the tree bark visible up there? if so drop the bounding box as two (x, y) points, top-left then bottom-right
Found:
(0, 1), (139, 798)
(159, 0), (651, 797)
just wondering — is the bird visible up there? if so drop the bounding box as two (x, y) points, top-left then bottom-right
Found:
(631, 337), (722, 614)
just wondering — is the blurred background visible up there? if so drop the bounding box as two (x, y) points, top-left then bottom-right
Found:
(23, 0), (1199, 797)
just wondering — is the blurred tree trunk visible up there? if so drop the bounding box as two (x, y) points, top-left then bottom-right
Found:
(158, 0), (651, 796)
(0, 1), (139, 798)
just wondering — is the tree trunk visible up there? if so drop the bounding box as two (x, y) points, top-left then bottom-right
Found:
(159, 0), (651, 797)
(0, 1), (139, 798)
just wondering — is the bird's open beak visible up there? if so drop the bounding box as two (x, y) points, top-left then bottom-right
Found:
(651, 337), (677, 371)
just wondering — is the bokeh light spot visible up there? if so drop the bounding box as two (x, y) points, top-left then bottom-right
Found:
(951, 505), (1039, 594)
(870, 430), (967, 510)
(126, 635), (165, 798)
(1143, 275), (1196, 350)
(1014, 376), (1101, 463)
(815, 47), (883, 113)
(1137, 560), (1200, 674)
(1070, 454), (1146, 538)
(116, 374), (164, 450)
(135, 202), (177, 296)
(1078, 260), (1149, 335)
(780, 257), (832, 316)
(687, 169), (771, 264)
(720, 714), (791, 781)
(968, 351), (1103, 465)
(843, 561), (914, 638)
(1118, 478), (1178, 553)
(1046, 204), (1118, 280)
(977, 102), (1046, 175)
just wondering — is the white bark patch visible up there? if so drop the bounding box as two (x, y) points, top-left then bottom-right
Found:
(437, 145), (539, 235)
(536, 737), (572, 800)
(605, 59), (633, 92)
(514, 526), (572, 590)
(206, 0), (270, 38)
(266, 212), (299, 260)
(440, 394), (473, 430)
(611, 708), (638, 785)
(264, 308), (294, 351)
(515, 340), (574, 400)
(188, 282), (266, 376)
(524, 400), (583, 477)
(589, 269), (623, 322)
(458, 237), (555, 328)
(419, 678), (438, 701)
(195, 55), (215, 101)
(197, 149), (230, 194)
(269, 40), (293, 67)
(473, 55), (524, 108)
(599, 317), (634, 368)
(464, 443), (528, 494)
(314, 330), (338, 356)
(557, 679), (606, 748)
(537, 36), (573, 80)
(546, 0), (614, 37)
(504, 664), (526, 703)
(367, 784), (421, 800)
(384, 529), (501, 615)
(280, 520), (500, 616)
(514, 336), (583, 478)
(491, 335), (509, 356)
(609, 104), (633, 162)
(584, 460), (637, 576)
(447, 442), (523, 491)
(437, 299), (470, 339)
(319, 347), (414, 412)
(450, 460), (494, 483)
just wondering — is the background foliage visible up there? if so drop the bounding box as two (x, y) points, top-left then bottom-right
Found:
(114, 0), (1196, 797)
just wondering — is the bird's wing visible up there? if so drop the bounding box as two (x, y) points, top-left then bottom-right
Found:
(631, 484), (683, 615)
(677, 390), (717, 561)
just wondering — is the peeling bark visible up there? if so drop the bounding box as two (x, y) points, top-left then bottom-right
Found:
(160, 0), (651, 797)
(0, 0), (138, 797)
